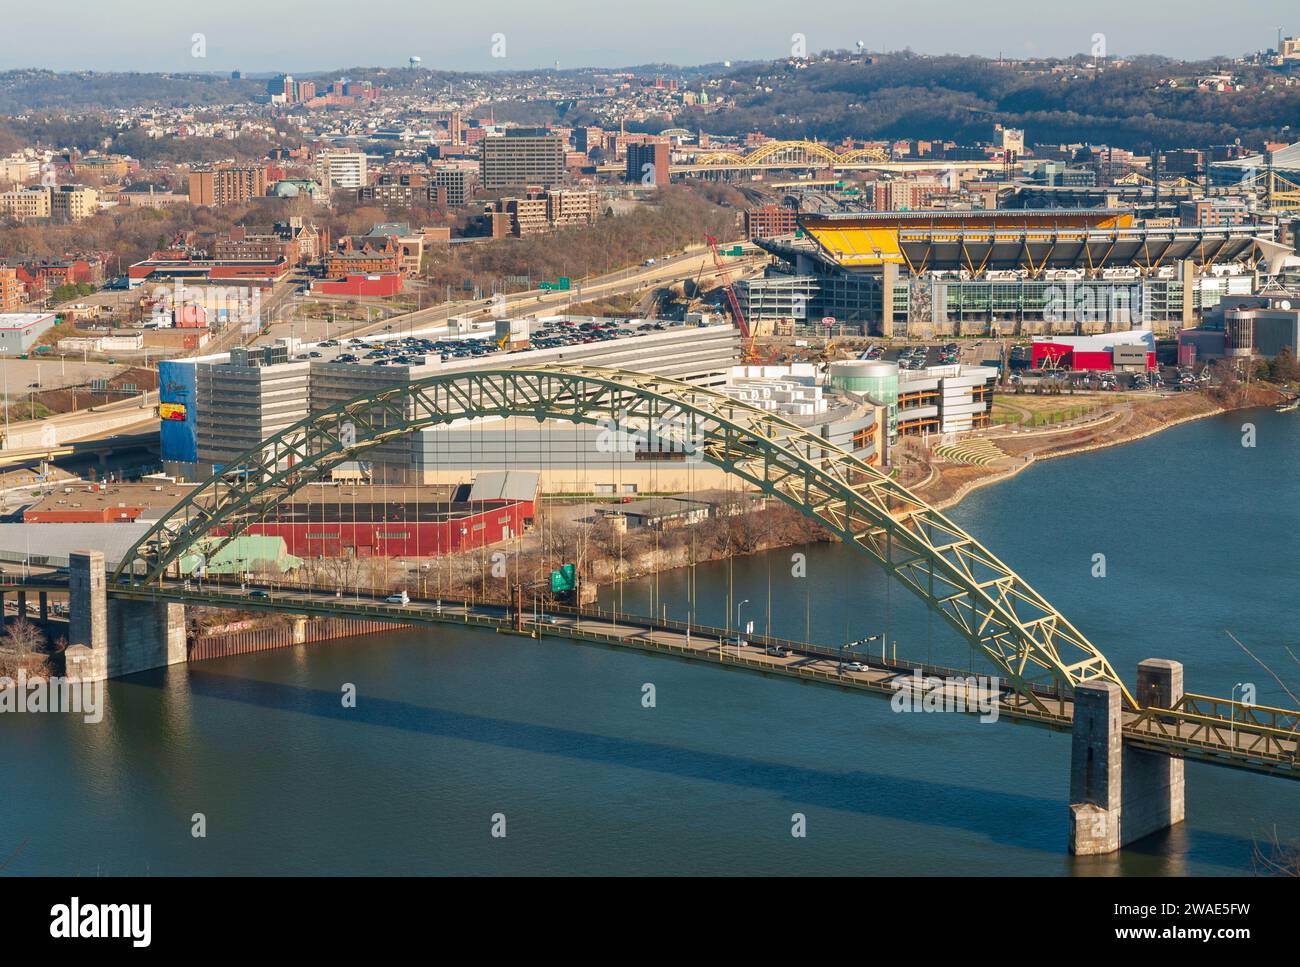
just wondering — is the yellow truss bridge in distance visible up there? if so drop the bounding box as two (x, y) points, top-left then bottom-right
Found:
(690, 139), (889, 169)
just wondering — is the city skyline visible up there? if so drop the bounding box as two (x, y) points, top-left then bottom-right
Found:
(1, 0), (1296, 73)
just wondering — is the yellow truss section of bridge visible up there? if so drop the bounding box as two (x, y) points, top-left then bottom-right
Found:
(1115, 168), (1300, 211)
(695, 140), (889, 168)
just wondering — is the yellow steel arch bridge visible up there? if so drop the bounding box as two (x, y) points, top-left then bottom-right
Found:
(692, 140), (889, 169)
(108, 366), (1299, 777)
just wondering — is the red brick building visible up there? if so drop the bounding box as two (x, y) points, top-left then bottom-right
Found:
(625, 141), (670, 187)
(241, 500), (530, 558)
(0, 267), (22, 312)
(324, 235), (402, 278)
(744, 204), (799, 239)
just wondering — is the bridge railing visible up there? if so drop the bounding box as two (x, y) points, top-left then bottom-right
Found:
(1126, 693), (1299, 770)
(80, 578), (1300, 775)
(541, 599), (1072, 708)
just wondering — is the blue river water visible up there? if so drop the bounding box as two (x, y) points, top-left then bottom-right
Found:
(2, 407), (1297, 875)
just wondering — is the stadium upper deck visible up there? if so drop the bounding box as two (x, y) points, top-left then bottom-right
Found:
(778, 209), (1265, 275)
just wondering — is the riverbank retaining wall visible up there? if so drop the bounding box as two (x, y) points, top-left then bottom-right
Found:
(189, 616), (402, 662)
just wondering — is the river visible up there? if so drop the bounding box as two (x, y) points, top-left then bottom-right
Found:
(2, 408), (1297, 875)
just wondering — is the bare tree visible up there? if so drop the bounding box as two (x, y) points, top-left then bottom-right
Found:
(1253, 827), (1300, 877)
(1, 618), (46, 657)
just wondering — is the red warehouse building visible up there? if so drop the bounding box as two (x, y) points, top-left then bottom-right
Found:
(1031, 330), (1156, 372)
(239, 499), (529, 558)
(316, 273), (404, 297)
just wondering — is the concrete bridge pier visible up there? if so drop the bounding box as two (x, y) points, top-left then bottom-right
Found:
(1069, 659), (1185, 855)
(69, 549), (187, 681)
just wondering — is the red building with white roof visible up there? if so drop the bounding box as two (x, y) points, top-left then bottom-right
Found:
(1031, 330), (1157, 371)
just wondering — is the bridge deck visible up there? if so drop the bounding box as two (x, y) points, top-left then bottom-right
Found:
(52, 579), (1289, 781)
(8, 574), (1294, 778)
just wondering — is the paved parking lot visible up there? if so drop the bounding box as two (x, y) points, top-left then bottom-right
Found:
(0, 358), (125, 392)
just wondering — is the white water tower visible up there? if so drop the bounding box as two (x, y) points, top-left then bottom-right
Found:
(409, 55), (422, 69)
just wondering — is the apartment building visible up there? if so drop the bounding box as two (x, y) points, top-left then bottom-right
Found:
(1179, 198), (1250, 228)
(188, 163), (269, 207)
(873, 178), (946, 211)
(0, 156), (40, 186)
(431, 165), (475, 205)
(0, 267), (23, 312)
(357, 175), (448, 209)
(546, 189), (599, 227)
(211, 229), (299, 264)
(479, 130), (565, 190)
(0, 186), (52, 221)
(744, 204), (799, 238)
(49, 185), (99, 221)
(494, 189), (599, 236)
(625, 141), (670, 187)
(316, 150), (369, 190)
(501, 195), (549, 235)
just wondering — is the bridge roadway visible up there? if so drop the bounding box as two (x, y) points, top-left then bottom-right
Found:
(79, 577), (1295, 781)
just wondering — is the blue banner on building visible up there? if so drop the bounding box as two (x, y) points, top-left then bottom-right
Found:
(158, 360), (198, 463)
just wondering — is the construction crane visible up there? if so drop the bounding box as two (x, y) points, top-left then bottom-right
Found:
(706, 235), (762, 363)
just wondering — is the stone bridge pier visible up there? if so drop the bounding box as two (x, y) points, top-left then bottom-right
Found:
(66, 549), (186, 682)
(1069, 659), (1186, 855)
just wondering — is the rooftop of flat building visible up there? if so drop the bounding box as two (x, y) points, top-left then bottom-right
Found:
(0, 312), (57, 329)
(21, 479), (202, 518)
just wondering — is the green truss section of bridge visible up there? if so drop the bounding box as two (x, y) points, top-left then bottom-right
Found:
(114, 365), (1135, 711)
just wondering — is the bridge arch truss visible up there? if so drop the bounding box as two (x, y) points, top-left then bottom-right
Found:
(695, 140), (888, 169)
(115, 366), (1132, 710)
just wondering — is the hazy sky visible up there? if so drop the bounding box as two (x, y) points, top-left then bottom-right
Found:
(3, 0), (1294, 73)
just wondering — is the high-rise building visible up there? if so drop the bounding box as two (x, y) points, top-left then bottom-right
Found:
(873, 179), (945, 211)
(357, 174), (448, 209)
(431, 165), (475, 205)
(0, 186), (52, 220)
(493, 189), (599, 236)
(545, 189), (599, 227)
(49, 184), (99, 221)
(316, 150), (369, 190)
(0, 156), (40, 186)
(572, 127), (602, 155)
(188, 163), (269, 207)
(995, 124), (1024, 158)
(74, 154), (130, 183)
(744, 204), (799, 238)
(1179, 198), (1250, 228)
(625, 141), (670, 187)
(479, 130), (565, 190)
(0, 267), (23, 312)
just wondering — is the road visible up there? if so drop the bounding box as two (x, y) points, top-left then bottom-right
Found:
(336, 248), (766, 341)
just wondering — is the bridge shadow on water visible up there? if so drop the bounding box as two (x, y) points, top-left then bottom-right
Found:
(136, 665), (1256, 868)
